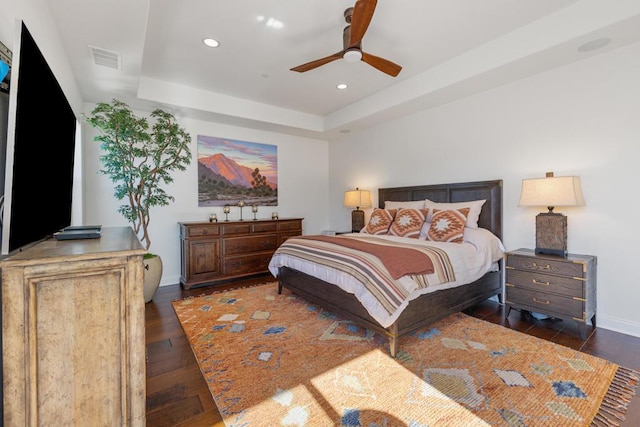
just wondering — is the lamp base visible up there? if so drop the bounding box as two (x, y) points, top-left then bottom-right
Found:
(535, 211), (568, 257)
(351, 209), (365, 233)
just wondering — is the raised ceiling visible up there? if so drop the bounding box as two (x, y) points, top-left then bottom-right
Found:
(47, 0), (640, 139)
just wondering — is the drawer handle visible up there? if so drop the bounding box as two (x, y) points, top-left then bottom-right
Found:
(532, 279), (550, 286)
(202, 229), (208, 235)
(532, 297), (550, 305)
(532, 262), (551, 270)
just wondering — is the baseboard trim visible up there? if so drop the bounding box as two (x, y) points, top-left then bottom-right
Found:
(597, 314), (640, 338)
(160, 274), (181, 288)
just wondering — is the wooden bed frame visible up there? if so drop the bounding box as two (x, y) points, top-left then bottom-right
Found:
(277, 179), (503, 357)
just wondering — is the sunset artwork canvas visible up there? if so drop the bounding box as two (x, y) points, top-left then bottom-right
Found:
(197, 135), (278, 207)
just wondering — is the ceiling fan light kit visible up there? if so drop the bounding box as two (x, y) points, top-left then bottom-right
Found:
(290, 0), (401, 77)
(343, 49), (362, 63)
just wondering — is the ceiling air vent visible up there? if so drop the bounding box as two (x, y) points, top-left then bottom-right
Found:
(89, 45), (120, 70)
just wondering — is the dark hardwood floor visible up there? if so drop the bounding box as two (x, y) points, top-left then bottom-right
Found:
(145, 277), (640, 426)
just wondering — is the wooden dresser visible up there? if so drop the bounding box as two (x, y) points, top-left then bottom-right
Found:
(505, 248), (597, 340)
(179, 218), (303, 289)
(1, 226), (147, 426)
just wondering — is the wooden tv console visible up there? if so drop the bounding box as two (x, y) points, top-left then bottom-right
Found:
(1, 226), (147, 426)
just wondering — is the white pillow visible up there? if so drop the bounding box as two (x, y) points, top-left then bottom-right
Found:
(423, 199), (486, 229)
(384, 200), (425, 210)
(462, 227), (505, 263)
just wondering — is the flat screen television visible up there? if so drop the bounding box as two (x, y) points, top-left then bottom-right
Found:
(0, 22), (77, 255)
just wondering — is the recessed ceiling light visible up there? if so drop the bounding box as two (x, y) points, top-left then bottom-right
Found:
(578, 38), (611, 53)
(337, 83), (348, 90)
(203, 38), (220, 48)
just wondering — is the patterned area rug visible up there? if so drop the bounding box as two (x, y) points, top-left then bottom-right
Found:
(173, 283), (639, 426)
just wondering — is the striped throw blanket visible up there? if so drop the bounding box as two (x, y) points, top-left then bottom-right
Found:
(273, 235), (455, 316)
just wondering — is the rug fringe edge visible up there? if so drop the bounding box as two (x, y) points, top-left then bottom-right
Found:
(591, 366), (640, 427)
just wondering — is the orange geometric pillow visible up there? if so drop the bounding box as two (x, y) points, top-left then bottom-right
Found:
(426, 208), (470, 243)
(388, 208), (428, 239)
(362, 209), (397, 235)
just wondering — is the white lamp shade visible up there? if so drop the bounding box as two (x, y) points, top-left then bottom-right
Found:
(343, 189), (372, 209)
(519, 175), (585, 208)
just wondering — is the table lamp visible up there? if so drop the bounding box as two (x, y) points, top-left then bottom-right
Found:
(518, 172), (585, 256)
(343, 188), (371, 232)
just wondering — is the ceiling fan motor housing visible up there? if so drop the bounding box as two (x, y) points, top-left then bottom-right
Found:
(344, 7), (354, 23)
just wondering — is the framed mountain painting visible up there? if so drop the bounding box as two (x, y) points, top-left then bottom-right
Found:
(197, 135), (278, 206)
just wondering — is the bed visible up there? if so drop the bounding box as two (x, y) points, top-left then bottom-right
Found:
(269, 179), (504, 357)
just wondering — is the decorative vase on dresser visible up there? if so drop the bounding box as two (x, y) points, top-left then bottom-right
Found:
(504, 248), (597, 340)
(1, 226), (147, 426)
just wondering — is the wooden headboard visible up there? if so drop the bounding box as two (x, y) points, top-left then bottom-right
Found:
(378, 180), (503, 241)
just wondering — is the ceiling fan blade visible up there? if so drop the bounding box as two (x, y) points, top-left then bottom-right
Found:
(290, 51), (344, 73)
(361, 52), (402, 77)
(349, 0), (377, 47)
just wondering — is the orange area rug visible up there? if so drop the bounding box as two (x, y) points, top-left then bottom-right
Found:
(172, 283), (638, 426)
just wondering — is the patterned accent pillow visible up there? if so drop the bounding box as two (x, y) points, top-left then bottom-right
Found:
(424, 199), (485, 229)
(427, 208), (470, 243)
(388, 208), (429, 239)
(362, 209), (397, 235)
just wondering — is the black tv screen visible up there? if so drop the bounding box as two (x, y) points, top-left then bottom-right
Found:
(1, 22), (76, 254)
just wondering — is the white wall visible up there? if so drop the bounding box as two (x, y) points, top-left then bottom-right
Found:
(328, 41), (640, 337)
(0, 0), (83, 116)
(82, 105), (330, 287)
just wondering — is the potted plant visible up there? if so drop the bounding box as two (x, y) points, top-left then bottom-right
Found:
(85, 99), (191, 302)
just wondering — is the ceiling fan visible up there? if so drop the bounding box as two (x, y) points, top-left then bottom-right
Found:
(290, 0), (402, 77)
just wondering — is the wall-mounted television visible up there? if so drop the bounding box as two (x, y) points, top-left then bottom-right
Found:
(0, 22), (77, 255)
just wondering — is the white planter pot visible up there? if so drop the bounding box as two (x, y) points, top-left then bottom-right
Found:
(143, 255), (163, 303)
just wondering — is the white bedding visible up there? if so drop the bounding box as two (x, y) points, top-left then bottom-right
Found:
(268, 227), (505, 328)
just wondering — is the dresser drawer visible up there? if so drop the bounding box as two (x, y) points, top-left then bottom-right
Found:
(251, 222), (278, 233)
(221, 223), (252, 235)
(506, 254), (586, 278)
(223, 235), (278, 255)
(223, 252), (274, 276)
(506, 269), (584, 298)
(185, 224), (220, 237)
(278, 220), (302, 232)
(506, 287), (584, 319)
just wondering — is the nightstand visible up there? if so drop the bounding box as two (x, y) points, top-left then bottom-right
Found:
(504, 248), (597, 340)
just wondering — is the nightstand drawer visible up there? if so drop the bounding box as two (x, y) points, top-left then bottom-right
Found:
(506, 287), (584, 319)
(506, 254), (586, 278)
(506, 269), (584, 298)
